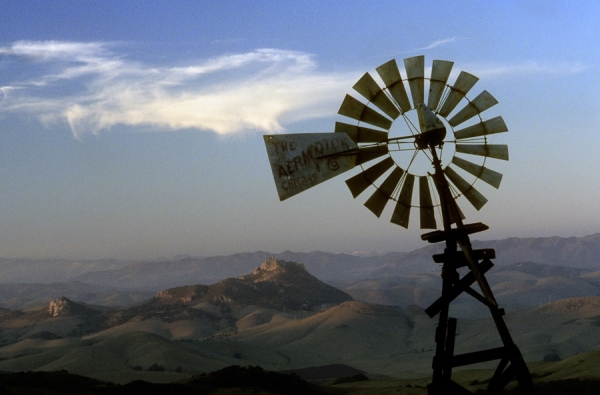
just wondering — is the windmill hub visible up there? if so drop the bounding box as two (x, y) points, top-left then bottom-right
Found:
(414, 127), (446, 150)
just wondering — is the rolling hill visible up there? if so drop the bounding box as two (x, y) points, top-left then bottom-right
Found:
(343, 261), (600, 318)
(0, 255), (599, 386)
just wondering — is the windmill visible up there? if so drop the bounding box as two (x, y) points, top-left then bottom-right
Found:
(264, 55), (536, 394)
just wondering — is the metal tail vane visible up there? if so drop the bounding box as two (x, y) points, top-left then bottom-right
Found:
(263, 55), (536, 394)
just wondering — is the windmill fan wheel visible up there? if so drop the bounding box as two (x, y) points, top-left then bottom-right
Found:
(338, 55), (509, 230)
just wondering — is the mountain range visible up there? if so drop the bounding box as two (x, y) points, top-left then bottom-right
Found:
(0, 252), (600, 386)
(1, 234), (599, 316)
(1, 234), (600, 387)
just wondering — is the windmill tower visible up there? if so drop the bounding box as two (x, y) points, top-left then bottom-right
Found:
(264, 55), (536, 394)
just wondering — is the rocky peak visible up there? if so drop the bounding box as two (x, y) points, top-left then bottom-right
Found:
(154, 285), (208, 304)
(47, 296), (101, 318)
(260, 257), (305, 272)
(48, 297), (74, 317)
(246, 258), (306, 282)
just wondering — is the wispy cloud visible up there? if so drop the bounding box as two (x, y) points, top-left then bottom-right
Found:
(415, 37), (459, 51)
(469, 61), (589, 78)
(0, 41), (355, 139)
(0, 40), (589, 139)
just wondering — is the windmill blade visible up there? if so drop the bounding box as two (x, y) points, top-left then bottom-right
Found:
(404, 55), (425, 108)
(456, 144), (509, 161)
(356, 145), (390, 165)
(443, 166), (488, 210)
(264, 133), (358, 201)
(345, 157), (395, 198)
(375, 59), (412, 113)
(452, 156), (503, 188)
(448, 91), (498, 127)
(353, 72), (401, 119)
(364, 166), (404, 217)
(338, 94), (393, 130)
(419, 176), (437, 229)
(335, 122), (388, 143)
(427, 60), (454, 112)
(454, 116), (508, 140)
(391, 173), (415, 228)
(438, 71), (479, 117)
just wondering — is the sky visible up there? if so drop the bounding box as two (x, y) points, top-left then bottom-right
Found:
(0, 1), (599, 260)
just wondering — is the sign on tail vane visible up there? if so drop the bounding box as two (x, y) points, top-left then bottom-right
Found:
(263, 133), (357, 201)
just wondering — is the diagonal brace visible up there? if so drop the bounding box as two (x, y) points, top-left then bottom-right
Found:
(425, 259), (493, 318)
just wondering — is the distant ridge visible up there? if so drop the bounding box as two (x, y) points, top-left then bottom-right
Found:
(1, 234), (599, 292)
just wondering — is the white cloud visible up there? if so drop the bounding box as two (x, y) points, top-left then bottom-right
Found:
(0, 40), (589, 139)
(0, 41), (356, 138)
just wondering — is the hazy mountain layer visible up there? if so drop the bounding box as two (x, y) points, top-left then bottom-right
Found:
(2, 234), (598, 292)
(0, 281), (153, 310)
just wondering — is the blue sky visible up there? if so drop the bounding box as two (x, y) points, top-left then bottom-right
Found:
(1, 1), (599, 259)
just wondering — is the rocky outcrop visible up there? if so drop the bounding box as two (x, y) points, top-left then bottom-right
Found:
(205, 258), (353, 310)
(47, 296), (102, 317)
(140, 258), (352, 312)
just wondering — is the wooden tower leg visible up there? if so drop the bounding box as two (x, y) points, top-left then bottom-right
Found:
(422, 227), (536, 394)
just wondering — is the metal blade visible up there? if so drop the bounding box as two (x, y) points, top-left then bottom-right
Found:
(438, 71), (479, 117)
(375, 59), (412, 113)
(404, 55), (425, 108)
(419, 176), (437, 229)
(345, 157), (394, 198)
(456, 144), (509, 161)
(335, 122), (388, 143)
(443, 166), (488, 210)
(264, 133), (358, 201)
(448, 91), (498, 127)
(338, 94), (393, 130)
(452, 156), (503, 188)
(356, 145), (390, 165)
(391, 173), (415, 228)
(353, 72), (400, 119)
(364, 166), (404, 217)
(427, 60), (453, 111)
(454, 116), (508, 140)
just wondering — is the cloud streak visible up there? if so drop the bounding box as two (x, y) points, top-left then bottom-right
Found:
(469, 61), (589, 78)
(0, 40), (589, 139)
(415, 37), (459, 51)
(0, 41), (355, 138)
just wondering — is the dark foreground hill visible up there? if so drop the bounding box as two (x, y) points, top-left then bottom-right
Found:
(3, 362), (600, 395)
(0, 365), (334, 395)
